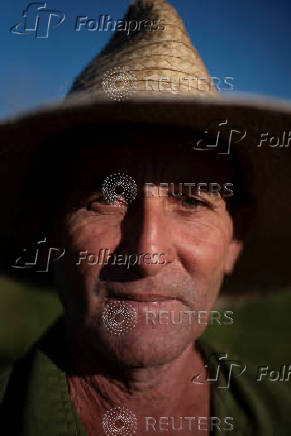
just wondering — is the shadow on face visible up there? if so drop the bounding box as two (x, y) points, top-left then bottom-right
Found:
(13, 123), (247, 367)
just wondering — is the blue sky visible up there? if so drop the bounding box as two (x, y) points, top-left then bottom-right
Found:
(1, 0), (291, 119)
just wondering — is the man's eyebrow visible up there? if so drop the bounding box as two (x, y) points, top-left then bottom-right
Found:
(79, 177), (104, 193)
(187, 187), (225, 206)
(68, 178), (104, 205)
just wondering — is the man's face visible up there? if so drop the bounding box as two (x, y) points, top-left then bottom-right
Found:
(53, 130), (242, 368)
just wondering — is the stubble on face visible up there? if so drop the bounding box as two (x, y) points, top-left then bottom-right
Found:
(53, 129), (240, 369)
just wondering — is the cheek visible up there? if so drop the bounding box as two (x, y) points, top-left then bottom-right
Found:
(176, 215), (233, 280)
(67, 214), (122, 252)
(59, 215), (124, 282)
(54, 216), (125, 317)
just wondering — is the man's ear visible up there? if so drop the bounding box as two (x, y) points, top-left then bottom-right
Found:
(224, 239), (243, 275)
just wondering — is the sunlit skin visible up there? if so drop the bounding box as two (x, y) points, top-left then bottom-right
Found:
(51, 132), (243, 435)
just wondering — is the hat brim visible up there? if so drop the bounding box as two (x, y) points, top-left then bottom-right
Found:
(1, 92), (291, 294)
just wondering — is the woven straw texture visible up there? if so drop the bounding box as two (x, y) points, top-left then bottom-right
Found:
(70, 0), (217, 97)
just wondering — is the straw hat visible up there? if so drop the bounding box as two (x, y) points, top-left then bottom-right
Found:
(1, 0), (291, 294)
(69, 0), (217, 98)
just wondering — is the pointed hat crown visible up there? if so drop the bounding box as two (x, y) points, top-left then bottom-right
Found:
(69, 0), (217, 98)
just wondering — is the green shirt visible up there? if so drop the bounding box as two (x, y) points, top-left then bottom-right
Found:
(0, 318), (290, 435)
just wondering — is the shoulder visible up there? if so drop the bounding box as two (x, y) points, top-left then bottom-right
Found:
(0, 347), (37, 413)
(0, 318), (84, 435)
(0, 318), (64, 412)
(234, 359), (291, 434)
(0, 362), (13, 405)
(197, 340), (291, 435)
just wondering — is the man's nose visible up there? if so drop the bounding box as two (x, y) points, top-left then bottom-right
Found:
(121, 195), (176, 277)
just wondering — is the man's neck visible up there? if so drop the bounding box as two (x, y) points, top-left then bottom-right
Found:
(71, 341), (203, 402)
(66, 335), (210, 435)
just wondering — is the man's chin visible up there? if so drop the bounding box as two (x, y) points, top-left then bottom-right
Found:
(89, 311), (202, 368)
(65, 299), (207, 369)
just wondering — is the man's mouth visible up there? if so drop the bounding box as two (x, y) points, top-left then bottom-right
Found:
(107, 292), (180, 303)
(95, 271), (196, 308)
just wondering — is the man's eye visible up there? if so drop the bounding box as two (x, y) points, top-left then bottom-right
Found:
(86, 194), (127, 210)
(181, 196), (212, 210)
(86, 194), (111, 210)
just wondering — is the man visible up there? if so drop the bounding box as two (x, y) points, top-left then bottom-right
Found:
(0, 0), (290, 435)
